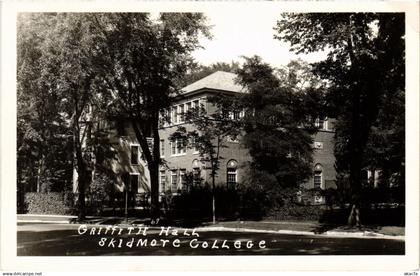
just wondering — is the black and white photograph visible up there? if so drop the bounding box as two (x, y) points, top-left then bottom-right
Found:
(1, 0), (419, 273)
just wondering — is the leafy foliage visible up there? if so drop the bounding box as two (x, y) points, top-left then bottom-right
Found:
(275, 13), (405, 225)
(17, 13), (210, 218)
(236, 56), (317, 189)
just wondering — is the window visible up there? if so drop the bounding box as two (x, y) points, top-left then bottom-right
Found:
(171, 170), (178, 192)
(315, 117), (326, 130)
(314, 173), (322, 189)
(171, 138), (186, 156)
(192, 159), (201, 186)
(177, 104), (184, 123)
(171, 141), (176, 155)
(171, 106), (177, 124)
(177, 138), (186, 154)
(323, 119), (329, 130)
(314, 164), (323, 189)
(227, 160), (238, 188)
(192, 100), (199, 109)
(130, 174), (139, 193)
(160, 171), (166, 192)
(160, 139), (165, 157)
(186, 102), (192, 115)
(180, 169), (187, 189)
(229, 111), (241, 120)
(192, 168), (201, 185)
(130, 145), (139, 165)
(192, 136), (199, 154)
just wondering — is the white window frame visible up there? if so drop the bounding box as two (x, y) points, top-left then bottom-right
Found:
(323, 119), (329, 130)
(159, 170), (166, 192)
(130, 144), (140, 165)
(227, 168), (237, 186)
(314, 171), (323, 189)
(177, 104), (183, 123)
(171, 106), (176, 125)
(192, 99), (200, 109)
(229, 110), (243, 120)
(186, 101), (192, 111)
(129, 173), (140, 193)
(179, 169), (187, 189)
(170, 170), (178, 192)
(315, 117), (328, 130)
(170, 138), (187, 156)
(227, 160), (238, 187)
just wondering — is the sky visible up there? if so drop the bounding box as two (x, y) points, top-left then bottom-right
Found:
(191, 10), (327, 68)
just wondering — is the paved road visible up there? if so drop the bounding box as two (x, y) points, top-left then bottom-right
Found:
(17, 222), (404, 256)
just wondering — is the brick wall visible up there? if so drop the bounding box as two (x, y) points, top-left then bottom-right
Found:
(110, 91), (337, 196)
(303, 129), (337, 190)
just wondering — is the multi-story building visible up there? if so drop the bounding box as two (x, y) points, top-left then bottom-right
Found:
(110, 71), (337, 203)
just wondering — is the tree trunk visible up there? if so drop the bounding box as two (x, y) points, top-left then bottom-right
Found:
(77, 160), (86, 220)
(149, 162), (160, 219)
(348, 203), (361, 227)
(74, 125), (87, 221)
(36, 154), (44, 193)
(130, 117), (161, 220)
(212, 169), (216, 224)
(150, 115), (161, 220)
(346, 26), (363, 227)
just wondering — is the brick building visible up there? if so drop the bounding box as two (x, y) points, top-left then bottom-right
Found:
(110, 71), (337, 201)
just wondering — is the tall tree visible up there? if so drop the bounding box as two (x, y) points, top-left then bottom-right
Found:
(17, 14), (73, 206)
(235, 56), (317, 198)
(275, 13), (405, 225)
(90, 13), (210, 218)
(17, 13), (116, 219)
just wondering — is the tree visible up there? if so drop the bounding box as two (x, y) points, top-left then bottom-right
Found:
(17, 14), (74, 211)
(275, 13), (405, 225)
(17, 13), (209, 219)
(17, 13), (117, 219)
(235, 56), (317, 201)
(170, 101), (241, 223)
(89, 13), (210, 219)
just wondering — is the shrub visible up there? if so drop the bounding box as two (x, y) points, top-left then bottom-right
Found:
(25, 192), (73, 215)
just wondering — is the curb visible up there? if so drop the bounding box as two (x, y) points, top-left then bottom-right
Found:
(196, 226), (405, 240)
(17, 218), (405, 241)
(324, 230), (405, 240)
(18, 219), (70, 224)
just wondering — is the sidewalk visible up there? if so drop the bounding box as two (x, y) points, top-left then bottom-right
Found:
(17, 214), (405, 240)
(207, 220), (405, 240)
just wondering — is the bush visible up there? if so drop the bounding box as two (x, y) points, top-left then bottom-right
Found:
(25, 192), (73, 215)
(161, 184), (272, 221)
(266, 204), (324, 221)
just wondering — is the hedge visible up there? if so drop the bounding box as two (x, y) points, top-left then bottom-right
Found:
(25, 192), (73, 215)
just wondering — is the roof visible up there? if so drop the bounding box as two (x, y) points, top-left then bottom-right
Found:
(181, 71), (245, 94)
